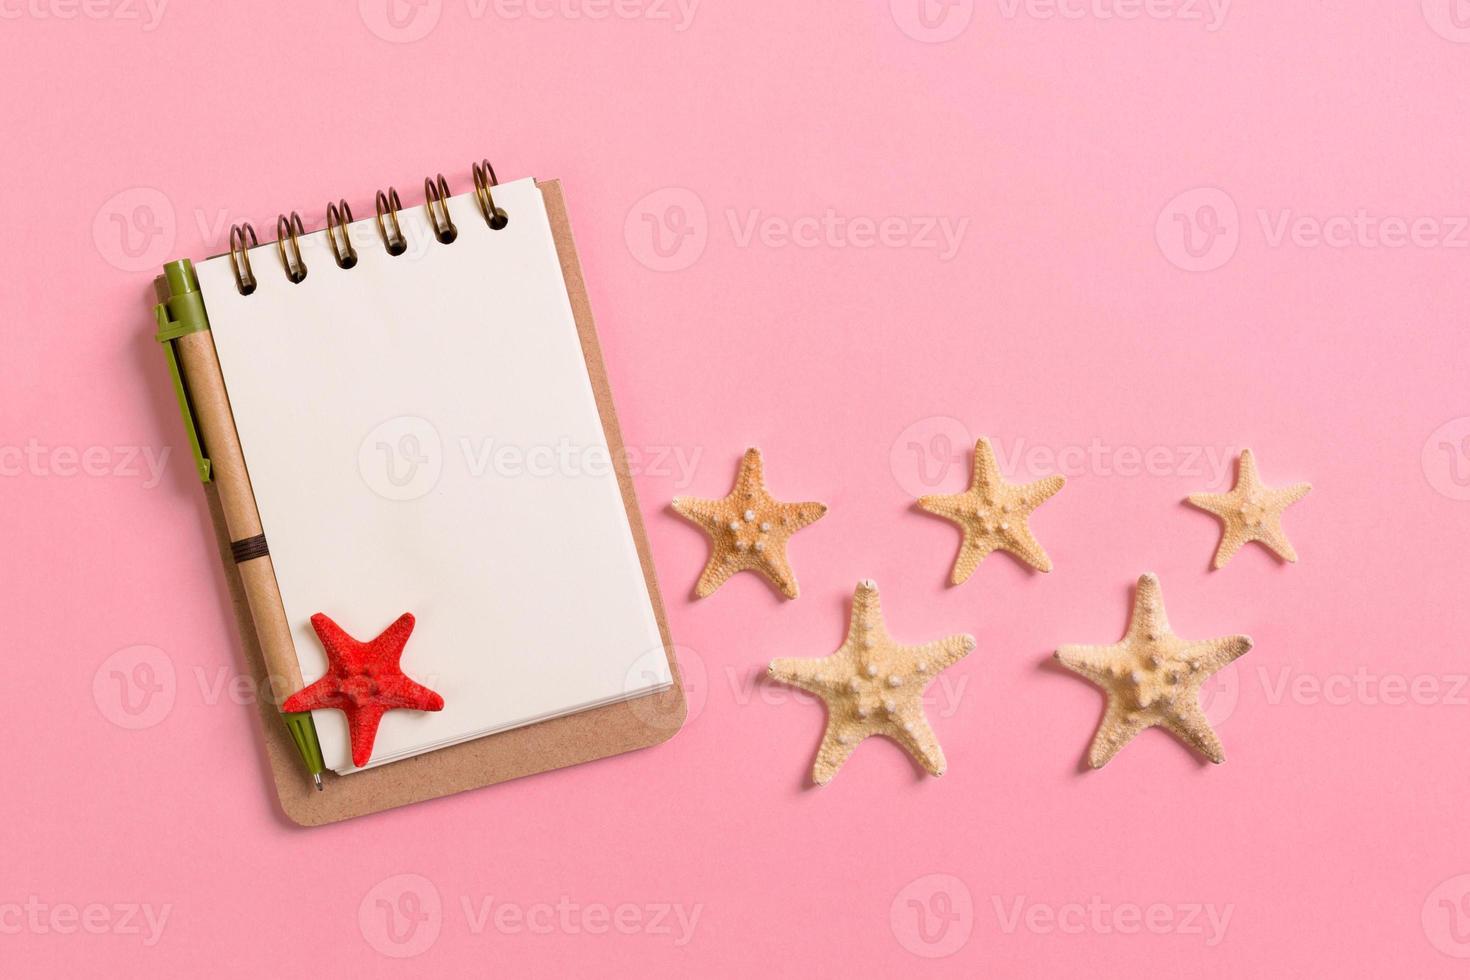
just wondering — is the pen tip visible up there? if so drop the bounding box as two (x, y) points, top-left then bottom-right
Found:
(313, 773), (324, 792)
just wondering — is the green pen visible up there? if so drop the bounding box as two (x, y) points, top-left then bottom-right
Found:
(154, 259), (327, 791)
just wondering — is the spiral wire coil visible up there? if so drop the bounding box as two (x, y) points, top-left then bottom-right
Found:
(225, 160), (509, 294)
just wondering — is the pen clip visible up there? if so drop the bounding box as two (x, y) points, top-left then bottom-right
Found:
(153, 281), (213, 484)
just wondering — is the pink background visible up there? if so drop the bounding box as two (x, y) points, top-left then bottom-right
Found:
(4, 1), (1470, 975)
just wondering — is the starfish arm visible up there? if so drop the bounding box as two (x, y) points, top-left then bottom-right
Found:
(1271, 482), (1312, 507)
(364, 613), (416, 670)
(768, 658), (845, 697)
(1254, 516), (1298, 562)
(1160, 702), (1226, 764)
(780, 500), (828, 531)
(888, 710), (948, 777)
(735, 447), (764, 493)
(346, 703), (389, 767)
(810, 725), (862, 786)
(1185, 491), (1234, 518)
(381, 675), (446, 712)
(1086, 700), (1149, 769)
(845, 580), (885, 638)
(1235, 448), (1259, 488)
(1182, 634), (1253, 676)
(693, 555), (741, 598)
(998, 522), (1054, 573)
(1055, 644), (1123, 685)
(1020, 473), (1066, 505)
(670, 495), (727, 533)
(281, 673), (349, 713)
(971, 437), (1002, 488)
(1210, 525), (1250, 569)
(753, 544), (800, 599)
(916, 491), (973, 523)
(949, 532), (994, 585)
(309, 612), (361, 663)
(1126, 573), (1171, 639)
(910, 634), (977, 675)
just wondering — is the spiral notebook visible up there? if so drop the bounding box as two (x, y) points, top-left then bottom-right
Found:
(155, 168), (683, 823)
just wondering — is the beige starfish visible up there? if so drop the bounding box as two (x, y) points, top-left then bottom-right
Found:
(1055, 573), (1252, 768)
(768, 579), (976, 785)
(1186, 448), (1310, 569)
(917, 436), (1065, 583)
(671, 448), (826, 599)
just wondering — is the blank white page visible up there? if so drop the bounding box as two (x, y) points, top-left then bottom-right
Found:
(197, 179), (670, 773)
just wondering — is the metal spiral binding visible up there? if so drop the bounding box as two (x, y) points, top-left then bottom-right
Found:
(424, 174), (457, 244)
(375, 187), (407, 256)
(228, 223), (259, 294)
(275, 212), (308, 283)
(472, 159), (509, 230)
(227, 159), (508, 292)
(325, 200), (358, 269)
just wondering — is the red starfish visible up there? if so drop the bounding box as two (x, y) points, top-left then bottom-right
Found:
(282, 612), (444, 767)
